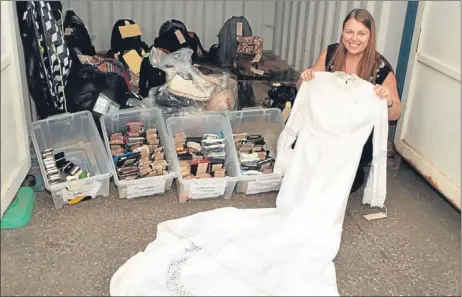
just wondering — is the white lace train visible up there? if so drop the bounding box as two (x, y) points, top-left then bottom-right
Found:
(110, 72), (389, 296)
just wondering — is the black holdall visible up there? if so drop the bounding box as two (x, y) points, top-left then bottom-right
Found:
(158, 19), (187, 36)
(64, 64), (130, 135)
(154, 19), (211, 62)
(263, 83), (298, 111)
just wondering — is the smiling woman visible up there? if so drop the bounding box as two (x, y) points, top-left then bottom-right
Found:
(297, 9), (401, 119)
(329, 9), (380, 83)
(295, 8), (402, 194)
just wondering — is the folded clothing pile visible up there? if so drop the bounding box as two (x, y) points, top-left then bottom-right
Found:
(233, 133), (275, 175)
(41, 148), (92, 184)
(173, 131), (227, 180)
(109, 122), (169, 181)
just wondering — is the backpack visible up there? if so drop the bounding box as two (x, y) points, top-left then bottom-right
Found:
(109, 19), (149, 57)
(154, 19), (210, 62)
(215, 16), (252, 67)
(159, 19), (187, 36)
(63, 10), (96, 64)
(154, 19), (191, 54)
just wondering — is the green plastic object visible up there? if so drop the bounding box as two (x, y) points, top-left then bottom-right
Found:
(0, 187), (35, 230)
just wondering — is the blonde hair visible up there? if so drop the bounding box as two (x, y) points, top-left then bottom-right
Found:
(328, 9), (380, 83)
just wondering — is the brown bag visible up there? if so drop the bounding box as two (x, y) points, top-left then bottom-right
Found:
(236, 36), (263, 60)
(233, 36), (268, 78)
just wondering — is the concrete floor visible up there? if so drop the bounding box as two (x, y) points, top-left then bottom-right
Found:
(1, 161), (460, 296)
(1, 57), (460, 295)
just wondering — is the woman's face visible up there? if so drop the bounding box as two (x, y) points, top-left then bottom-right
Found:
(342, 18), (370, 55)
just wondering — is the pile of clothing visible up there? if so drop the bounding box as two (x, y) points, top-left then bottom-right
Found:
(233, 133), (275, 175)
(174, 132), (227, 180)
(109, 122), (169, 181)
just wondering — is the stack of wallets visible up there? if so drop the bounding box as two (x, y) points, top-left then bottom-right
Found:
(233, 133), (275, 175)
(41, 149), (91, 184)
(108, 121), (169, 180)
(173, 131), (227, 179)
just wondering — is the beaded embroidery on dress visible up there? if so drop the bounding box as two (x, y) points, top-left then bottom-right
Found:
(333, 71), (359, 84)
(110, 72), (389, 296)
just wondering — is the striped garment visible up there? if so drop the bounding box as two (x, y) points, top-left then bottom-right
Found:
(24, 1), (72, 112)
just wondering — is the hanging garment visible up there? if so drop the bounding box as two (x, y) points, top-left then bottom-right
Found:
(109, 71), (389, 296)
(27, 1), (71, 113)
(17, 1), (72, 116)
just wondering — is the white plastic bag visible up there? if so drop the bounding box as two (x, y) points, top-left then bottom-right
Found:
(149, 47), (236, 109)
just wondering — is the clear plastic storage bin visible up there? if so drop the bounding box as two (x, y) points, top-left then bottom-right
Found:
(100, 108), (177, 199)
(166, 113), (241, 203)
(226, 108), (285, 195)
(30, 111), (113, 209)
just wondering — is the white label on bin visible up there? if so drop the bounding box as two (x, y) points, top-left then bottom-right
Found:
(93, 93), (120, 115)
(189, 182), (227, 199)
(126, 179), (166, 199)
(246, 177), (282, 195)
(62, 181), (101, 202)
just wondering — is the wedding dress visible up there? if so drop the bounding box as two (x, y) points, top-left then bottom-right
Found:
(109, 71), (389, 296)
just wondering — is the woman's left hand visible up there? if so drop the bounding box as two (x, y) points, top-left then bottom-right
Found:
(373, 84), (391, 100)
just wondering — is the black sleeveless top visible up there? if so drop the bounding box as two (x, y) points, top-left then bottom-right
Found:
(325, 43), (394, 85)
(324, 43), (394, 166)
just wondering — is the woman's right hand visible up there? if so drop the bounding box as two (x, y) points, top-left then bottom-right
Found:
(300, 68), (316, 81)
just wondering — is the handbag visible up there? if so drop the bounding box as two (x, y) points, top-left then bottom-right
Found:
(233, 36), (273, 80)
(233, 36), (263, 69)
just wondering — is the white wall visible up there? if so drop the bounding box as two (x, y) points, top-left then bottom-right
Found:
(272, 0), (407, 71)
(375, 1), (408, 71)
(64, 0), (406, 72)
(64, 0), (277, 52)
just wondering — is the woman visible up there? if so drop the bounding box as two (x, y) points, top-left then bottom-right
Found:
(296, 8), (402, 193)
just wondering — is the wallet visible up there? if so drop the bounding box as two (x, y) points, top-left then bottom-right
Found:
(126, 122), (144, 133)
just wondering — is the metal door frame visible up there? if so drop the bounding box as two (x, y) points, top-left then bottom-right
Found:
(1, 1), (32, 218)
(393, 2), (461, 209)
